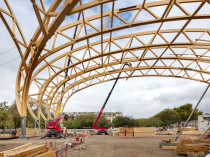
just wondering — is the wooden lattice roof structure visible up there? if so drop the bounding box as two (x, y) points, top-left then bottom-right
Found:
(0, 0), (210, 120)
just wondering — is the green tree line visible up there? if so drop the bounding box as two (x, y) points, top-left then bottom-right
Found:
(0, 101), (47, 129)
(135, 103), (203, 127)
(64, 113), (111, 129)
(0, 101), (203, 129)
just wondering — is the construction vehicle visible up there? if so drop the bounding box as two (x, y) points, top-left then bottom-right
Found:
(42, 113), (67, 138)
(93, 63), (131, 135)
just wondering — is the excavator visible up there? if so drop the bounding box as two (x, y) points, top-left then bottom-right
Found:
(93, 63), (131, 135)
(42, 113), (68, 138)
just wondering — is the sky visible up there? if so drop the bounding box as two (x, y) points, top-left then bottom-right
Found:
(0, 0), (210, 119)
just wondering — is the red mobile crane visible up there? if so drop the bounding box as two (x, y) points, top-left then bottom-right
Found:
(42, 113), (67, 138)
(93, 63), (131, 135)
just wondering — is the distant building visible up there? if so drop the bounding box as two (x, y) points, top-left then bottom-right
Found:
(172, 120), (197, 128)
(171, 113), (210, 131)
(65, 112), (123, 122)
(197, 113), (210, 131)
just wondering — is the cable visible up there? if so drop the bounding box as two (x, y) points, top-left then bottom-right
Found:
(0, 47), (16, 56)
(0, 57), (20, 67)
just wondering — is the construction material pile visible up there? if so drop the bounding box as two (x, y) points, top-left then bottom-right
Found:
(0, 143), (55, 157)
(156, 130), (173, 135)
(0, 134), (18, 140)
(176, 138), (210, 156)
(16, 128), (46, 138)
(67, 130), (90, 137)
(161, 138), (210, 157)
(160, 139), (177, 150)
(177, 127), (204, 135)
(16, 128), (35, 138)
(134, 127), (156, 136)
(109, 127), (156, 137)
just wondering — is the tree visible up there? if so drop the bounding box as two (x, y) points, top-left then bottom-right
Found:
(146, 117), (163, 127)
(0, 108), (8, 128)
(154, 109), (180, 126)
(98, 116), (110, 128)
(0, 101), (14, 128)
(0, 101), (9, 110)
(173, 103), (202, 124)
(135, 118), (147, 127)
(8, 101), (21, 128)
(112, 116), (135, 127)
(63, 113), (110, 129)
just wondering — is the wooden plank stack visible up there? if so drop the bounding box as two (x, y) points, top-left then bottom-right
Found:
(162, 146), (177, 150)
(117, 128), (125, 136)
(177, 127), (196, 132)
(16, 128), (36, 138)
(160, 139), (177, 149)
(109, 127), (157, 137)
(35, 151), (55, 157)
(156, 130), (173, 135)
(176, 138), (194, 154)
(175, 138), (210, 156)
(134, 127), (156, 136)
(109, 131), (119, 136)
(176, 127), (204, 135)
(125, 128), (134, 136)
(0, 143), (50, 157)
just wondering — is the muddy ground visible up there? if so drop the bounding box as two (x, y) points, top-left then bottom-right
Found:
(0, 136), (183, 157)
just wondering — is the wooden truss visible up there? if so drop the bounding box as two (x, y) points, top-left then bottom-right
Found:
(0, 0), (210, 120)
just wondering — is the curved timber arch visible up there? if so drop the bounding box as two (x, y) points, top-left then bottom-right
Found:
(0, 0), (210, 124)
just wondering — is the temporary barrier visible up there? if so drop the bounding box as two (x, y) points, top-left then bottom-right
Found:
(55, 135), (85, 157)
(86, 134), (199, 139)
(44, 137), (57, 151)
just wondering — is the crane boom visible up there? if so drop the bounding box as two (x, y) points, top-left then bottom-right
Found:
(93, 63), (131, 131)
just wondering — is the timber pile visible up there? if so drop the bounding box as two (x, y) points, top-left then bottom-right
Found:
(35, 151), (55, 157)
(178, 130), (204, 135)
(126, 128), (134, 136)
(16, 128), (35, 138)
(160, 139), (177, 150)
(117, 128), (126, 136)
(177, 127), (196, 132)
(109, 131), (119, 136)
(176, 127), (203, 135)
(176, 138), (195, 154)
(109, 127), (156, 137)
(156, 130), (173, 135)
(17, 128), (46, 138)
(134, 127), (156, 136)
(0, 143), (53, 157)
(0, 134), (18, 140)
(176, 138), (210, 156)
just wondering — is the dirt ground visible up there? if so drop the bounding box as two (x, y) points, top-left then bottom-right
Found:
(68, 136), (181, 157)
(0, 136), (183, 157)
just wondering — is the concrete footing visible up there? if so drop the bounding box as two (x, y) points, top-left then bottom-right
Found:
(21, 116), (26, 138)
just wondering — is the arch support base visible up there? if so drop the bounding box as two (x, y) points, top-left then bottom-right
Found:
(21, 116), (26, 139)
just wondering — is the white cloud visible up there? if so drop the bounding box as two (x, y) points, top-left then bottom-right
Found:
(64, 77), (210, 118)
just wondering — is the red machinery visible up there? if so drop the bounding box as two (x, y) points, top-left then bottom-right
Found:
(93, 63), (131, 135)
(43, 113), (67, 138)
